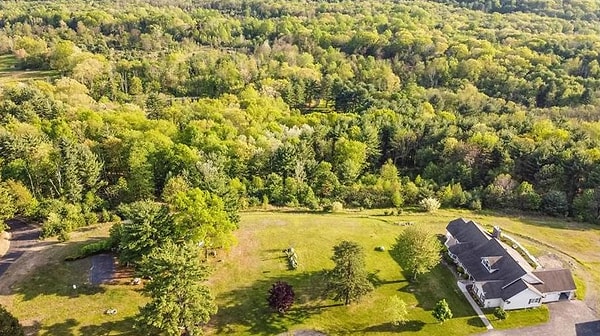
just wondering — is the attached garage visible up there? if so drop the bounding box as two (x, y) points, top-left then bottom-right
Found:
(532, 269), (577, 303)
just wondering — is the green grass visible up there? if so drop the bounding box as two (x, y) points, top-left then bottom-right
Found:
(574, 274), (587, 300)
(0, 54), (58, 83)
(12, 261), (144, 335)
(484, 306), (549, 330)
(8, 208), (597, 335)
(6, 224), (146, 335)
(205, 210), (546, 335)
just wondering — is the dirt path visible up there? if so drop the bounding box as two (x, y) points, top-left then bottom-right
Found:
(0, 229), (10, 256)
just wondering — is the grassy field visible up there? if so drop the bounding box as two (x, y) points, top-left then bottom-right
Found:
(205, 210), (555, 335)
(2, 224), (146, 335)
(0, 54), (58, 83)
(5, 208), (599, 335)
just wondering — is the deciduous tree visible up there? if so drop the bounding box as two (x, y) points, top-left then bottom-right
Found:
(267, 281), (295, 314)
(391, 227), (441, 281)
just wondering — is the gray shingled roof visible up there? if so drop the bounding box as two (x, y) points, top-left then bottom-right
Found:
(446, 218), (490, 247)
(501, 279), (528, 300)
(447, 218), (576, 301)
(481, 281), (503, 299)
(532, 269), (576, 293)
(449, 236), (529, 285)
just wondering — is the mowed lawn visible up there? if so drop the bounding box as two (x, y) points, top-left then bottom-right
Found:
(207, 211), (494, 335)
(6, 208), (597, 335)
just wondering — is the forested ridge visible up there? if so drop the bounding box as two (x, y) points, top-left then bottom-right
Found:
(1, 0), (600, 241)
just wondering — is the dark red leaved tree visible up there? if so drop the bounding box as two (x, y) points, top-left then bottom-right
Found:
(267, 281), (295, 314)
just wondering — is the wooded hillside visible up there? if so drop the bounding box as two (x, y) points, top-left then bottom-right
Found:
(1, 0), (600, 238)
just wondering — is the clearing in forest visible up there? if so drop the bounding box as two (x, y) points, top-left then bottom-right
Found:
(0, 54), (57, 84)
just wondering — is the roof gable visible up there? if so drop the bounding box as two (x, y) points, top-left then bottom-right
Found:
(502, 279), (543, 300)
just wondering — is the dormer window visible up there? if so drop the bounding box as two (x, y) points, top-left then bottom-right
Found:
(481, 257), (499, 273)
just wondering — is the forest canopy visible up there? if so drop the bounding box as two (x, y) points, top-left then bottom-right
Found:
(1, 0), (600, 237)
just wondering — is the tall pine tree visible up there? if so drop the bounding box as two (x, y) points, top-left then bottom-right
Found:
(325, 241), (373, 305)
(136, 242), (217, 336)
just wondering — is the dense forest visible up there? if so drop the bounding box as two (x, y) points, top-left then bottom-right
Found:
(1, 0), (600, 241)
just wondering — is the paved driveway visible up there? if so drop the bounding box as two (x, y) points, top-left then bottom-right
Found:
(0, 219), (40, 278)
(481, 301), (600, 336)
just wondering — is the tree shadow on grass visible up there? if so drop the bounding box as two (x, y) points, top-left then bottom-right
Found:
(362, 320), (425, 333)
(211, 270), (330, 335)
(467, 317), (485, 327)
(41, 318), (79, 336)
(14, 256), (106, 301)
(395, 265), (479, 319)
(367, 270), (408, 288)
(79, 316), (138, 336)
(388, 245), (480, 319)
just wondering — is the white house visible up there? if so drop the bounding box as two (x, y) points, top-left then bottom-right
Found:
(446, 218), (576, 310)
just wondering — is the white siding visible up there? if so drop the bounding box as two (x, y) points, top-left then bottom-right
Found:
(445, 232), (458, 247)
(542, 293), (560, 303)
(541, 290), (575, 303)
(502, 288), (543, 310)
(483, 298), (503, 308)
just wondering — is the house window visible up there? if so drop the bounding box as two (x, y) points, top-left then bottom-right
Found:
(528, 298), (541, 304)
(481, 258), (495, 273)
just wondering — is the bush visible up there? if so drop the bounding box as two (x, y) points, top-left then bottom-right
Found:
(331, 201), (344, 213)
(110, 213), (122, 222)
(100, 208), (111, 222)
(267, 281), (295, 314)
(468, 199), (482, 211)
(385, 295), (408, 326)
(419, 197), (441, 213)
(494, 307), (507, 320)
(0, 305), (24, 336)
(65, 239), (113, 261)
(432, 298), (453, 323)
(84, 211), (99, 225)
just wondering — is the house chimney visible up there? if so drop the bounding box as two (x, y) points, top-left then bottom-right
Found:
(492, 226), (501, 239)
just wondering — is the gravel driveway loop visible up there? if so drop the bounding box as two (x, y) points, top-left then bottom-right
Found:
(0, 219), (40, 278)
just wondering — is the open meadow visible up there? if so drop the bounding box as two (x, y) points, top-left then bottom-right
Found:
(2, 208), (599, 335)
(0, 54), (58, 84)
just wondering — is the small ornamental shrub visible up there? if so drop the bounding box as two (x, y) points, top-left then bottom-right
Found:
(331, 201), (344, 213)
(432, 299), (453, 323)
(419, 197), (441, 213)
(385, 295), (408, 326)
(267, 281), (295, 314)
(494, 307), (507, 320)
